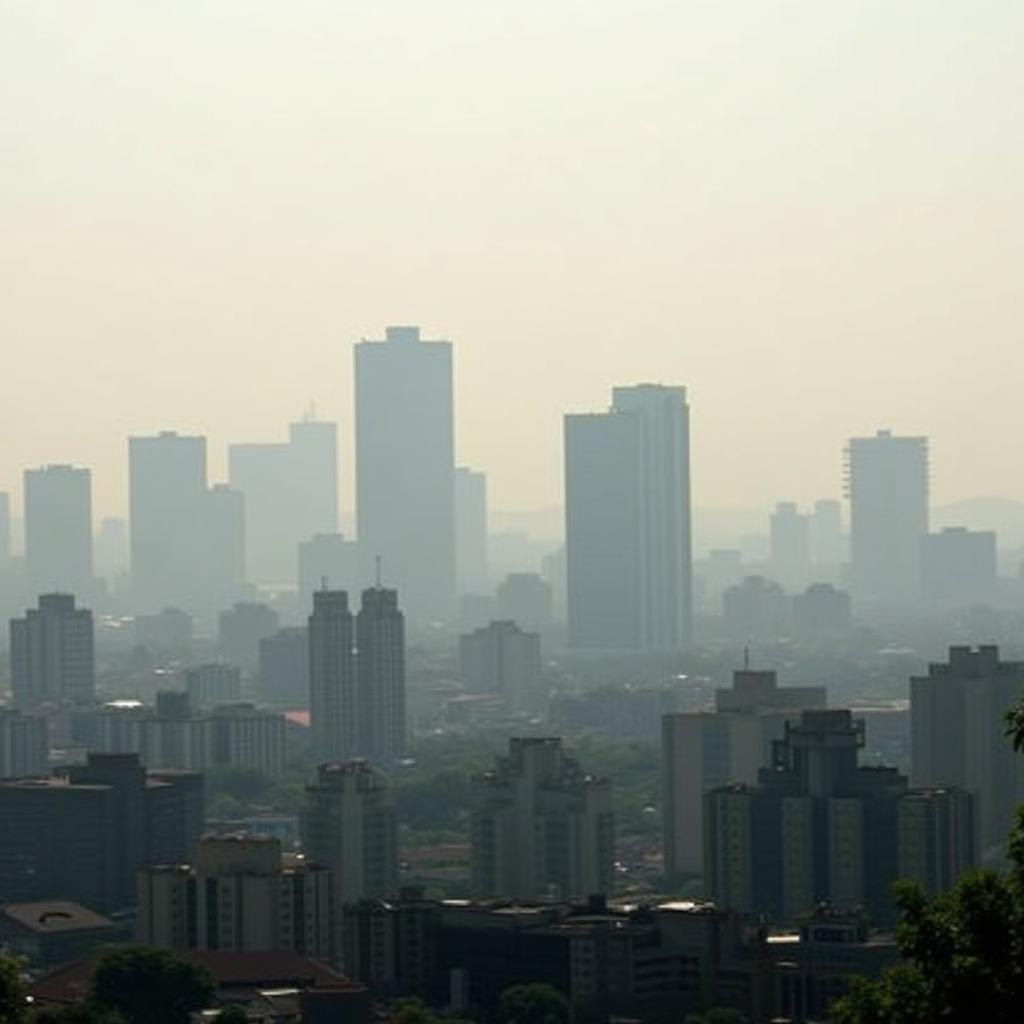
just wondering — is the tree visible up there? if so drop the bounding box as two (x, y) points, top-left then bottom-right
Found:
(89, 946), (215, 1024)
(498, 983), (570, 1024)
(213, 1007), (249, 1024)
(830, 700), (1024, 1023)
(0, 952), (26, 1024)
(33, 1007), (124, 1024)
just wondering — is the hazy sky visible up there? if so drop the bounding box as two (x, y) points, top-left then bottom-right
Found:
(3, 1), (1021, 523)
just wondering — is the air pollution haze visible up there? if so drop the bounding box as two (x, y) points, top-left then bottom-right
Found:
(3, 1), (1021, 520)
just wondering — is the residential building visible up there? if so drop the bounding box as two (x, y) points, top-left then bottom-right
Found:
(218, 602), (280, 673)
(911, 645), (1024, 859)
(564, 384), (692, 651)
(846, 430), (928, 607)
(10, 593), (95, 708)
(24, 465), (94, 600)
(0, 709), (48, 778)
(301, 760), (399, 907)
(470, 737), (614, 900)
(662, 668), (827, 876)
(355, 326), (455, 625)
(259, 627), (308, 706)
(921, 527), (997, 608)
(138, 834), (331, 957)
(356, 587), (406, 761)
(460, 620), (541, 711)
(455, 467), (488, 596)
(184, 663), (242, 707)
(308, 590), (355, 760)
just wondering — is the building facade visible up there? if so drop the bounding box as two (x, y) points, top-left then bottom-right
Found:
(459, 620), (541, 711)
(23, 465), (94, 600)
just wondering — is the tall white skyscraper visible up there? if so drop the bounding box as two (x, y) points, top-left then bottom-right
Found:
(24, 465), (94, 599)
(846, 429), (928, 607)
(355, 326), (455, 626)
(564, 384), (692, 650)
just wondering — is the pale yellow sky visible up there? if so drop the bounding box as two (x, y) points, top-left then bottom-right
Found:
(2, 1), (1021, 522)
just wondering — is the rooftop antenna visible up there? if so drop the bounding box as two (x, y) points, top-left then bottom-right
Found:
(320, 575), (328, 592)
(743, 645), (750, 670)
(375, 555), (382, 588)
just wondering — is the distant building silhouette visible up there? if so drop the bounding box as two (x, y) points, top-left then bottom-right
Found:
(495, 572), (552, 634)
(10, 593), (95, 708)
(911, 645), (1024, 859)
(460, 620), (541, 712)
(0, 492), (10, 563)
(663, 668), (827, 876)
(0, 709), (48, 779)
(24, 465), (94, 600)
(769, 501), (810, 591)
(133, 607), (193, 654)
(308, 590), (356, 760)
(356, 587), (406, 762)
(921, 527), (997, 607)
(455, 467), (488, 596)
(705, 710), (975, 925)
(810, 498), (846, 571)
(298, 533), (359, 613)
(355, 326), (455, 625)
(846, 429), (928, 607)
(470, 737), (614, 900)
(218, 602), (280, 673)
(722, 575), (790, 639)
(228, 419), (339, 585)
(565, 384), (692, 650)
(792, 583), (852, 634)
(184, 663), (243, 707)
(258, 626), (308, 706)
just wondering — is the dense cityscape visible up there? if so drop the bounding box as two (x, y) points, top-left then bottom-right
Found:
(0, 323), (1022, 1024)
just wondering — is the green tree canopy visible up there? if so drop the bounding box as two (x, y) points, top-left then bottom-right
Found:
(0, 952), (25, 1024)
(33, 1006), (124, 1024)
(89, 946), (215, 1024)
(498, 983), (570, 1024)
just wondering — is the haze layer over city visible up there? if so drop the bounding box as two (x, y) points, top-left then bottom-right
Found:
(1, 5), (1023, 1024)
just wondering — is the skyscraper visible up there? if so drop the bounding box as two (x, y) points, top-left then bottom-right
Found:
(565, 384), (692, 650)
(355, 326), (455, 625)
(10, 594), (95, 708)
(455, 467), (488, 596)
(129, 432), (208, 612)
(298, 533), (359, 613)
(846, 430), (928, 607)
(308, 590), (355, 760)
(460, 620), (541, 712)
(228, 418), (339, 585)
(768, 501), (810, 591)
(356, 587), (406, 762)
(23, 465), (93, 599)
(470, 737), (615, 900)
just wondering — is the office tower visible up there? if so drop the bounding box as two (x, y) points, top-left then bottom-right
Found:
(0, 491), (9, 562)
(792, 583), (852, 635)
(470, 737), (615, 900)
(24, 465), (94, 599)
(228, 419), (339, 585)
(810, 499), (845, 570)
(218, 602), (280, 672)
(259, 627), (308, 706)
(184, 663), (243, 707)
(0, 753), (202, 911)
(769, 502), (810, 591)
(455, 467), (488, 596)
(298, 533), (359, 613)
(897, 788), (977, 895)
(94, 517), (128, 582)
(460, 621), (541, 711)
(355, 326), (455, 625)
(133, 607), (193, 654)
(301, 760), (399, 905)
(308, 590), (355, 760)
(10, 594), (95, 708)
(129, 431), (209, 611)
(662, 668), (827, 876)
(138, 834), (332, 957)
(0, 709), (48, 778)
(846, 430), (928, 607)
(911, 645), (1024, 858)
(921, 527), (997, 607)
(204, 483), (246, 605)
(495, 572), (553, 633)
(209, 704), (287, 775)
(540, 546), (567, 624)
(704, 710), (975, 925)
(564, 384), (692, 650)
(721, 575), (790, 640)
(356, 587), (406, 762)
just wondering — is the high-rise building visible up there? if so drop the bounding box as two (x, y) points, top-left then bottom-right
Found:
(455, 467), (488, 596)
(470, 737), (615, 900)
(129, 432), (208, 612)
(94, 516), (129, 583)
(298, 533), (359, 613)
(460, 621), (541, 712)
(356, 587), (406, 762)
(138, 834), (332, 957)
(704, 710), (976, 925)
(204, 483), (246, 606)
(0, 753), (202, 911)
(769, 502), (810, 592)
(564, 384), (692, 650)
(921, 527), (997, 608)
(0, 709), (48, 778)
(133, 607), (193, 654)
(721, 575), (790, 640)
(10, 593), (95, 708)
(218, 602), (280, 672)
(23, 465), (94, 599)
(184, 663), (243, 707)
(259, 627), (308, 706)
(911, 645), (1024, 859)
(355, 326), (455, 625)
(308, 590), (355, 760)
(0, 492), (10, 563)
(301, 760), (399, 907)
(495, 573), (553, 634)
(662, 669), (827, 876)
(792, 583), (852, 635)
(228, 419), (339, 585)
(846, 430), (928, 607)
(809, 499), (845, 571)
